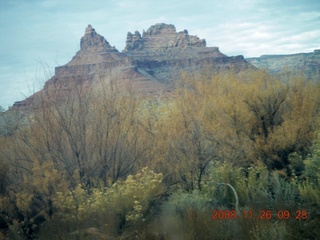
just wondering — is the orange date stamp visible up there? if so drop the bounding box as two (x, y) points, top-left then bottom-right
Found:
(212, 209), (308, 220)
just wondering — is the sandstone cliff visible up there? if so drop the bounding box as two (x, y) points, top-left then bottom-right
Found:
(12, 23), (252, 110)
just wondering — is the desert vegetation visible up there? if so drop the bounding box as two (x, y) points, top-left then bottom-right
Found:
(0, 70), (320, 239)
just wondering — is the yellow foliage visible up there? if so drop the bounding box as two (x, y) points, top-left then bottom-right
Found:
(53, 167), (164, 223)
(1, 69), (320, 238)
(161, 71), (319, 172)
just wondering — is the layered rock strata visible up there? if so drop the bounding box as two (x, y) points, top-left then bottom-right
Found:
(13, 23), (252, 110)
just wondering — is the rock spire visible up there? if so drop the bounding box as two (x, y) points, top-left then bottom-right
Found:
(80, 24), (117, 52)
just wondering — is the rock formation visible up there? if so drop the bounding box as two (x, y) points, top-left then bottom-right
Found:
(80, 25), (117, 52)
(124, 23), (206, 52)
(12, 23), (252, 110)
(246, 49), (320, 80)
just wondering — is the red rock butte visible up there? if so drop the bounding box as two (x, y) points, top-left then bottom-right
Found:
(12, 23), (252, 110)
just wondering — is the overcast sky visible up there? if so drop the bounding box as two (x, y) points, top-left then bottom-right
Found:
(0, 0), (320, 109)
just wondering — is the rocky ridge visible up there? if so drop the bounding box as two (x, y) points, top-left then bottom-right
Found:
(12, 23), (252, 110)
(124, 23), (206, 52)
(247, 49), (320, 79)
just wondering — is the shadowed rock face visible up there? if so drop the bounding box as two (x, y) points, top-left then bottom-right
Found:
(12, 23), (252, 110)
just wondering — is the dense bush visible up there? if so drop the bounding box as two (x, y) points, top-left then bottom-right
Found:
(0, 71), (319, 239)
(155, 161), (320, 240)
(38, 167), (164, 239)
